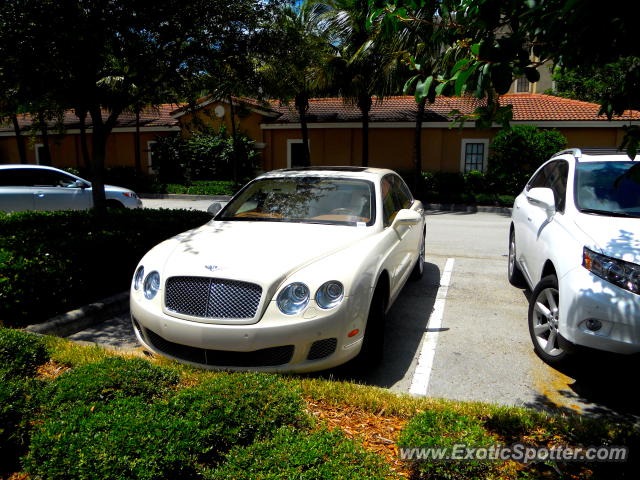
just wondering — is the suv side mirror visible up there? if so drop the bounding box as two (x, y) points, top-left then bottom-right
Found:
(207, 201), (223, 217)
(526, 187), (556, 216)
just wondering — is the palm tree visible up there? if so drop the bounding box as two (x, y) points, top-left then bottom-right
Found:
(306, 0), (398, 167)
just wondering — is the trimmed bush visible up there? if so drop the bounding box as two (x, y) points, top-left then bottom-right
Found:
(208, 426), (392, 480)
(24, 397), (203, 480)
(165, 180), (237, 196)
(0, 378), (43, 473)
(398, 410), (498, 479)
(0, 328), (49, 379)
(0, 209), (211, 326)
(43, 357), (179, 410)
(168, 373), (311, 460)
(25, 373), (310, 480)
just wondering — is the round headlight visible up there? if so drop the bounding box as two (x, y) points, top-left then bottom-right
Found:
(143, 271), (160, 300)
(315, 281), (344, 309)
(133, 266), (144, 290)
(277, 282), (310, 315)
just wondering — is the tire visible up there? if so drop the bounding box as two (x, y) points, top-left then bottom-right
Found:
(508, 229), (526, 287)
(357, 286), (387, 366)
(410, 228), (426, 281)
(528, 275), (573, 365)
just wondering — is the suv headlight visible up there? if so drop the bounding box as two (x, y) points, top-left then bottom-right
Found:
(133, 266), (144, 290)
(277, 282), (310, 315)
(315, 281), (344, 309)
(583, 247), (640, 295)
(143, 271), (161, 300)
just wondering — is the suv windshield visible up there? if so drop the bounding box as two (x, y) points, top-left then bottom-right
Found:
(219, 177), (375, 226)
(575, 161), (640, 217)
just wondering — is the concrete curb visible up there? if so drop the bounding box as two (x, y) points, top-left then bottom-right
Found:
(423, 203), (512, 214)
(25, 292), (130, 337)
(140, 193), (232, 201)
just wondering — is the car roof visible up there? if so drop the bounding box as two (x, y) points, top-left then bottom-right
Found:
(0, 164), (67, 171)
(260, 166), (397, 180)
(552, 148), (638, 163)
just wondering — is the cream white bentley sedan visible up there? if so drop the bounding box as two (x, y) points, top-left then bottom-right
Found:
(130, 167), (426, 372)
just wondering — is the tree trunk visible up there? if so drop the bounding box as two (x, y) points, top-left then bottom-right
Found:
(358, 95), (372, 167)
(10, 114), (27, 164)
(38, 115), (52, 166)
(414, 98), (426, 192)
(295, 92), (310, 166)
(88, 108), (110, 215)
(76, 108), (91, 169)
(227, 95), (239, 183)
(134, 107), (142, 172)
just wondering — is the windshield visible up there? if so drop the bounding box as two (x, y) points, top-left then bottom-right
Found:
(575, 161), (640, 217)
(219, 177), (375, 226)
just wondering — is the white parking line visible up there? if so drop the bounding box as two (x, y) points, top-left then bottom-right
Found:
(409, 257), (455, 396)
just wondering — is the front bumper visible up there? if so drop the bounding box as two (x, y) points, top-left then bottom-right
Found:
(130, 293), (367, 372)
(560, 266), (640, 354)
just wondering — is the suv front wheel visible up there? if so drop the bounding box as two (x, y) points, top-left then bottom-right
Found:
(528, 275), (574, 365)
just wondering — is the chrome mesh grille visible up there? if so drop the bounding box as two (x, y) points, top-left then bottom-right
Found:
(165, 276), (262, 319)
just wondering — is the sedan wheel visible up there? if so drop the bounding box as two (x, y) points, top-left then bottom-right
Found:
(410, 229), (425, 281)
(528, 275), (571, 365)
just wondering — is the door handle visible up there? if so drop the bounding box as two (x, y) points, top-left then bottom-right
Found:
(527, 217), (532, 222)
(36, 193), (45, 198)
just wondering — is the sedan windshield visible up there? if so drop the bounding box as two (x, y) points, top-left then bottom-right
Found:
(219, 177), (375, 226)
(575, 161), (640, 217)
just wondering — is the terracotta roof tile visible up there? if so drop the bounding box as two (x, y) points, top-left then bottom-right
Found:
(268, 94), (640, 123)
(1, 104), (180, 132)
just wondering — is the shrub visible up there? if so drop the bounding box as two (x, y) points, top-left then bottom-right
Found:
(165, 180), (237, 196)
(25, 373), (310, 480)
(475, 193), (496, 205)
(419, 172), (469, 203)
(0, 378), (43, 473)
(398, 410), (498, 479)
(208, 427), (392, 480)
(0, 328), (49, 379)
(43, 357), (179, 410)
(487, 126), (567, 196)
(168, 373), (310, 461)
(151, 128), (258, 184)
(24, 397), (203, 480)
(0, 209), (211, 326)
(497, 195), (516, 207)
(464, 170), (488, 195)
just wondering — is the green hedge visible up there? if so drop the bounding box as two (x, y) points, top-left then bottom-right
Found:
(208, 427), (392, 480)
(0, 328), (49, 379)
(398, 410), (498, 479)
(0, 209), (212, 326)
(42, 357), (180, 411)
(25, 372), (310, 480)
(165, 180), (237, 196)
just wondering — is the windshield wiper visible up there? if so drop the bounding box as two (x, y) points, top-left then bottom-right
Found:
(580, 208), (639, 218)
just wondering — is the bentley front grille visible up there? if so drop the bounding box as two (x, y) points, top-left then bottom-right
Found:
(165, 276), (262, 319)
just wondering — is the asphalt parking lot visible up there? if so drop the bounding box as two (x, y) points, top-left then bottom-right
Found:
(69, 198), (640, 421)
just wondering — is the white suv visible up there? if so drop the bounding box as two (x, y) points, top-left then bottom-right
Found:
(0, 164), (142, 212)
(509, 148), (640, 365)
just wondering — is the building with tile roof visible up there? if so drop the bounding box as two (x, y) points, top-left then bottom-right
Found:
(1, 94), (637, 176)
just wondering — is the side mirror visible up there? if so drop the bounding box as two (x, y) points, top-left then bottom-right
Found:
(72, 179), (88, 189)
(207, 202), (223, 217)
(393, 208), (422, 228)
(526, 187), (556, 216)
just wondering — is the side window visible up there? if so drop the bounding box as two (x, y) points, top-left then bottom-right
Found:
(0, 169), (39, 186)
(381, 177), (397, 227)
(35, 170), (77, 187)
(527, 168), (547, 190)
(544, 161), (569, 212)
(392, 175), (413, 210)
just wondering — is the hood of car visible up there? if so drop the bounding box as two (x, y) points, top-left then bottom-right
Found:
(103, 184), (134, 194)
(574, 214), (640, 264)
(158, 220), (374, 287)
